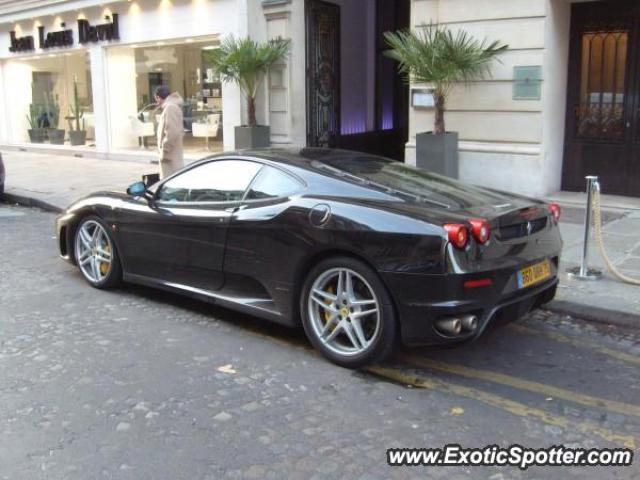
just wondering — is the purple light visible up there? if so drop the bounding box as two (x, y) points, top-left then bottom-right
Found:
(381, 112), (394, 130)
(341, 117), (367, 135)
(381, 95), (394, 130)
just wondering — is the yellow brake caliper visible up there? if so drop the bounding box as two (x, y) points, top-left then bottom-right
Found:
(324, 284), (337, 331)
(99, 244), (111, 275)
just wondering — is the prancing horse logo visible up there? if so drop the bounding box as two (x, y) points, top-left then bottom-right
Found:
(526, 221), (533, 236)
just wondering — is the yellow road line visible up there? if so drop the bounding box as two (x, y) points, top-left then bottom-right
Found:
(240, 326), (637, 448)
(367, 366), (636, 449)
(402, 355), (640, 418)
(509, 323), (640, 366)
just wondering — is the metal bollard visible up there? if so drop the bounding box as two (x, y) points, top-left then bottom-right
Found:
(567, 176), (602, 281)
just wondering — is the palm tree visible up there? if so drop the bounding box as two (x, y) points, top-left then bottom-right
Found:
(206, 36), (291, 127)
(384, 25), (507, 135)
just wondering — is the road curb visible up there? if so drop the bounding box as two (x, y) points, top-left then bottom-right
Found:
(546, 299), (640, 330)
(2, 192), (63, 213)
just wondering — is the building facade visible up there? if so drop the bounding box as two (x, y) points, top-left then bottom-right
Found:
(0, 0), (637, 197)
(407, 0), (639, 198)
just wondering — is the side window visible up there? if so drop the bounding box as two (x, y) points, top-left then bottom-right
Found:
(157, 160), (262, 203)
(246, 166), (303, 200)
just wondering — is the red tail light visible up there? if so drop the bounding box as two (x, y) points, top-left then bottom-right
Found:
(444, 224), (469, 249)
(464, 278), (493, 288)
(548, 203), (561, 223)
(468, 218), (491, 244)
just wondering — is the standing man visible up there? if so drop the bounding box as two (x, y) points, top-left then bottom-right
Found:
(155, 86), (184, 178)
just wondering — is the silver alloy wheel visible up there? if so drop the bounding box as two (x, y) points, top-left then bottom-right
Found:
(74, 220), (113, 284)
(307, 267), (381, 357)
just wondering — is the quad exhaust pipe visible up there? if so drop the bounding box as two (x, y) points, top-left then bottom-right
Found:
(460, 314), (478, 332)
(435, 314), (479, 336)
(435, 317), (462, 336)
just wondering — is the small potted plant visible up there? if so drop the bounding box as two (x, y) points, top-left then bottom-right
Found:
(26, 104), (47, 143)
(384, 25), (507, 178)
(44, 92), (65, 145)
(206, 36), (290, 149)
(68, 77), (86, 146)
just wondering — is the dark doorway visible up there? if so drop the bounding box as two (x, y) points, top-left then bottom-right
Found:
(305, 0), (341, 148)
(305, 0), (410, 160)
(563, 0), (640, 197)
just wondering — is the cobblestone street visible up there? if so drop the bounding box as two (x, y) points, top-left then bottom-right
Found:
(1, 204), (638, 479)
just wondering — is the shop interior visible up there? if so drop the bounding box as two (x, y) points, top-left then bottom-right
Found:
(130, 39), (224, 154)
(4, 38), (224, 155)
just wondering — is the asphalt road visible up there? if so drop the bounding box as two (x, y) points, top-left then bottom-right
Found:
(1, 204), (639, 480)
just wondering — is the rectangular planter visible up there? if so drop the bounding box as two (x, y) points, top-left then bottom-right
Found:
(69, 130), (86, 146)
(415, 132), (459, 178)
(28, 129), (47, 144)
(47, 129), (65, 145)
(234, 125), (270, 149)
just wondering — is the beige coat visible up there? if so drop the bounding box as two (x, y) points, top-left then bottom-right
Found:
(157, 92), (184, 178)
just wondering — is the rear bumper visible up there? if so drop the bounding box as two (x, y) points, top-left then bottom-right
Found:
(382, 256), (560, 346)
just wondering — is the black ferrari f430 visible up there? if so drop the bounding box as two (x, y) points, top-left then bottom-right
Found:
(57, 148), (562, 367)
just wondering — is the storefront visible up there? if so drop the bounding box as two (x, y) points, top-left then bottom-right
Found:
(0, 0), (247, 159)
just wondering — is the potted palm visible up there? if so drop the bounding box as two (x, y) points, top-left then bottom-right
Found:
(68, 77), (86, 146)
(44, 92), (65, 145)
(206, 36), (290, 149)
(384, 25), (507, 177)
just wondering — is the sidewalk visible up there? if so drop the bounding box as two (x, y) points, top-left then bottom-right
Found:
(1, 150), (157, 210)
(2, 149), (639, 328)
(548, 200), (640, 328)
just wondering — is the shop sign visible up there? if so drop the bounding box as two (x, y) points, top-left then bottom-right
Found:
(78, 14), (120, 44)
(9, 31), (35, 52)
(8, 13), (120, 53)
(38, 23), (74, 49)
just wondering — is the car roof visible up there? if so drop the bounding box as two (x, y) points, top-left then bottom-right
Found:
(203, 147), (407, 201)
(213, 147), (392, 171)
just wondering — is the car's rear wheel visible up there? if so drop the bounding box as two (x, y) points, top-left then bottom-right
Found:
(300, 257), (396, 368)
(74, 216), (122, 288)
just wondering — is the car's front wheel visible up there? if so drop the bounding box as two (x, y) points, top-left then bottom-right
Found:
(300, 257), (396, 368)
(74, 216), (122, 288)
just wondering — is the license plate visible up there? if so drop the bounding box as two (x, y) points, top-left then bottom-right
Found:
(517, 260), (551, 289)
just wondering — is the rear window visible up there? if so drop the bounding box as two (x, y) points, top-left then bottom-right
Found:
(246, 166), (302, 200)
(313, 155), (490, 209)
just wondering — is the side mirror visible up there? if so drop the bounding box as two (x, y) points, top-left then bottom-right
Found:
(142, 173), (160, 187)
(127, 181), (148, 197)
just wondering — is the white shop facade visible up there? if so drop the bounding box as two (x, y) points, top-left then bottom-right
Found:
(0, 0), (283, 160)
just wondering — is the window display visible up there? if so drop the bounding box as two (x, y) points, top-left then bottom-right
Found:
(5, 51), (93, 147)
(132, 39), (224, 154)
